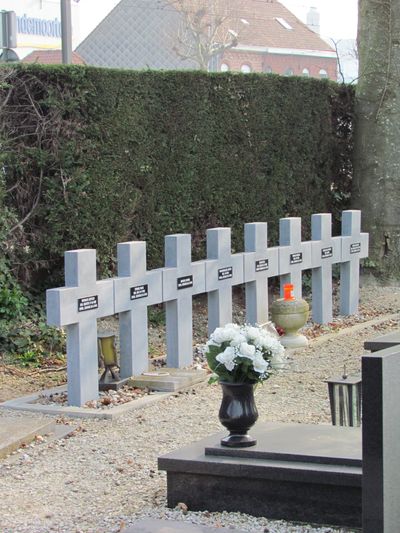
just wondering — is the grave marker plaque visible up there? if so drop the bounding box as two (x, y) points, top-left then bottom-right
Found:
(340, 210), (369, 315)
(205, 228), (244, 335)
(311, 213), (342, 324)
(278, 218), (312, 299)
(243, 222), (279, 325)
(114, 241), (162, 377)
(163, 234), (205, 368)
(46, 249), (114, 406)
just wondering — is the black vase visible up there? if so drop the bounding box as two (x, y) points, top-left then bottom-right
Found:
(218, 382), (258, 447)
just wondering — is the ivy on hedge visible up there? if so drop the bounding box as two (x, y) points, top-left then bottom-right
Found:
(1, 65), (354, 289)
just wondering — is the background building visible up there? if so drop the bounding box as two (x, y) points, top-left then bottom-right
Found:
(76, 0), (337, 80)
(0, 0), (81, 60)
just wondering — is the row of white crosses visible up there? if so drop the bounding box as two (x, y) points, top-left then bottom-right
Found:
(47, 210), (368, 406)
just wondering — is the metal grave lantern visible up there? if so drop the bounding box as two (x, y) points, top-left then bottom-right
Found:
(97, 331), (128, 391)
(326, 366), (362, 427)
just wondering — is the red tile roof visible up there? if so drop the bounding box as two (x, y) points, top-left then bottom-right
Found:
(177, 0), (333, 52)
(22, 50), (86, 65)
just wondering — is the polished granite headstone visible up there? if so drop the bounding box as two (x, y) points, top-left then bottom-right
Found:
(159, 422), (362, 527)
(364, 330), (400, 352)
(362, 346), (400, 532)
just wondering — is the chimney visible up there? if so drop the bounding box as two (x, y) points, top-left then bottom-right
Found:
(306, 6), (320, 35)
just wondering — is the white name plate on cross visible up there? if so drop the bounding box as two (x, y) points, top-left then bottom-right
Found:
(205, 227), (244, 335)
(163, 234), (205, 368)
(114, 241), (163, 378)
(340, 210), (369, 315)
(311, 213), (342, 324)
(279, 217), (312, 299)
(244, 222), (279, 325)
(46, 249), (114, 406)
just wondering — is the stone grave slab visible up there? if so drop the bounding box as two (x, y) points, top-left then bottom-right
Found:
(0, 417), (55, 459)
(124, 519), (247, 533)
(340, 210), (369, 315)
(114, 241), (163, 377)
(278, 217), (312, 299)
(311, 213), (342, 324)
(205, 228), (244, 335)
(243, 222), (279, 325)
(129, 368), (208, 392)
(364, 330), (400, 352)
(159, 421), (362, 528)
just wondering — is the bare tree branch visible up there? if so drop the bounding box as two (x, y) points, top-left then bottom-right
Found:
(165, 0), (243, 71)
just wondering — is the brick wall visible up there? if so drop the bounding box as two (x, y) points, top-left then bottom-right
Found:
(221, 50), (337, 81)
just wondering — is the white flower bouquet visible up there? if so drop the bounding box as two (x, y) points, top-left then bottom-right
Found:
(205, 323), (286, 384)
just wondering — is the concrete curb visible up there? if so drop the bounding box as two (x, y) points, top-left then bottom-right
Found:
(308, 312), (399, 348)
(0, 385), (187, 420)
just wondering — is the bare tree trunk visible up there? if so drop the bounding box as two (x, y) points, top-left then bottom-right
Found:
(352, 0), (400, 283)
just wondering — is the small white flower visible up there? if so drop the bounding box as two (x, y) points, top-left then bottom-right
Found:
(245, 326), (261, 342)
(211, 324), (239, 344)
(252, 352), (269, 374)
(230, 333), (247, 347)
(216, 346), (237, 371)
(238, 342), (256, 359)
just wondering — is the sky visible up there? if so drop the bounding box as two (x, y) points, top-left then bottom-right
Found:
(76, 0), (358, 44)
(281, 0), (358, 41)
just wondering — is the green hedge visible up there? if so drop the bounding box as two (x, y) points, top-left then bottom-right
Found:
(1, 65), (353, 289)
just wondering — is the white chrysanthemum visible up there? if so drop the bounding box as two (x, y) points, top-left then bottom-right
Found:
(238, 342), (256, 359)
(216, 346), (237, 371)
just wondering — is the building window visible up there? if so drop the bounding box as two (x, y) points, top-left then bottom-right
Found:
(284, 68), (293, 76)
(220, 63), (229, 72)
(241, 64), (251, 73)
(275, 17), (293, 30)
(302, 68), (310, 77)
(319, 69), (328, 79)
(263, 65), (273, 74)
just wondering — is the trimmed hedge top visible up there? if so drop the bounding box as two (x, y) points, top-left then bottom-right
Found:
(1, 65), (353, 287)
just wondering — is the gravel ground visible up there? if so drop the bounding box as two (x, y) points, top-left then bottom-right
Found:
(0, 286), (399, 533)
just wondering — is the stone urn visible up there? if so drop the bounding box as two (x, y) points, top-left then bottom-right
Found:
(271, 283), (309, 348)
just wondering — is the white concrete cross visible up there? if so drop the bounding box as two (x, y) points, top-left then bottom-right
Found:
(206, 227), (244, 335)
(163, 234), (205, 367)
(311, 213), (342, 324)
(46, 249), (114, 406)
(114, 241), (163, 377)
(243, 222), (279, 325)
(278, 217), (312, 299)
(340, 210), (369, 315)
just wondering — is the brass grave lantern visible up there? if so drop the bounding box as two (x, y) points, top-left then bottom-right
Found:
(97, 331), (126, 390)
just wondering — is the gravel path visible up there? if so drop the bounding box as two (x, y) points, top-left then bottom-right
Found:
(0, 286), (399, 533)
